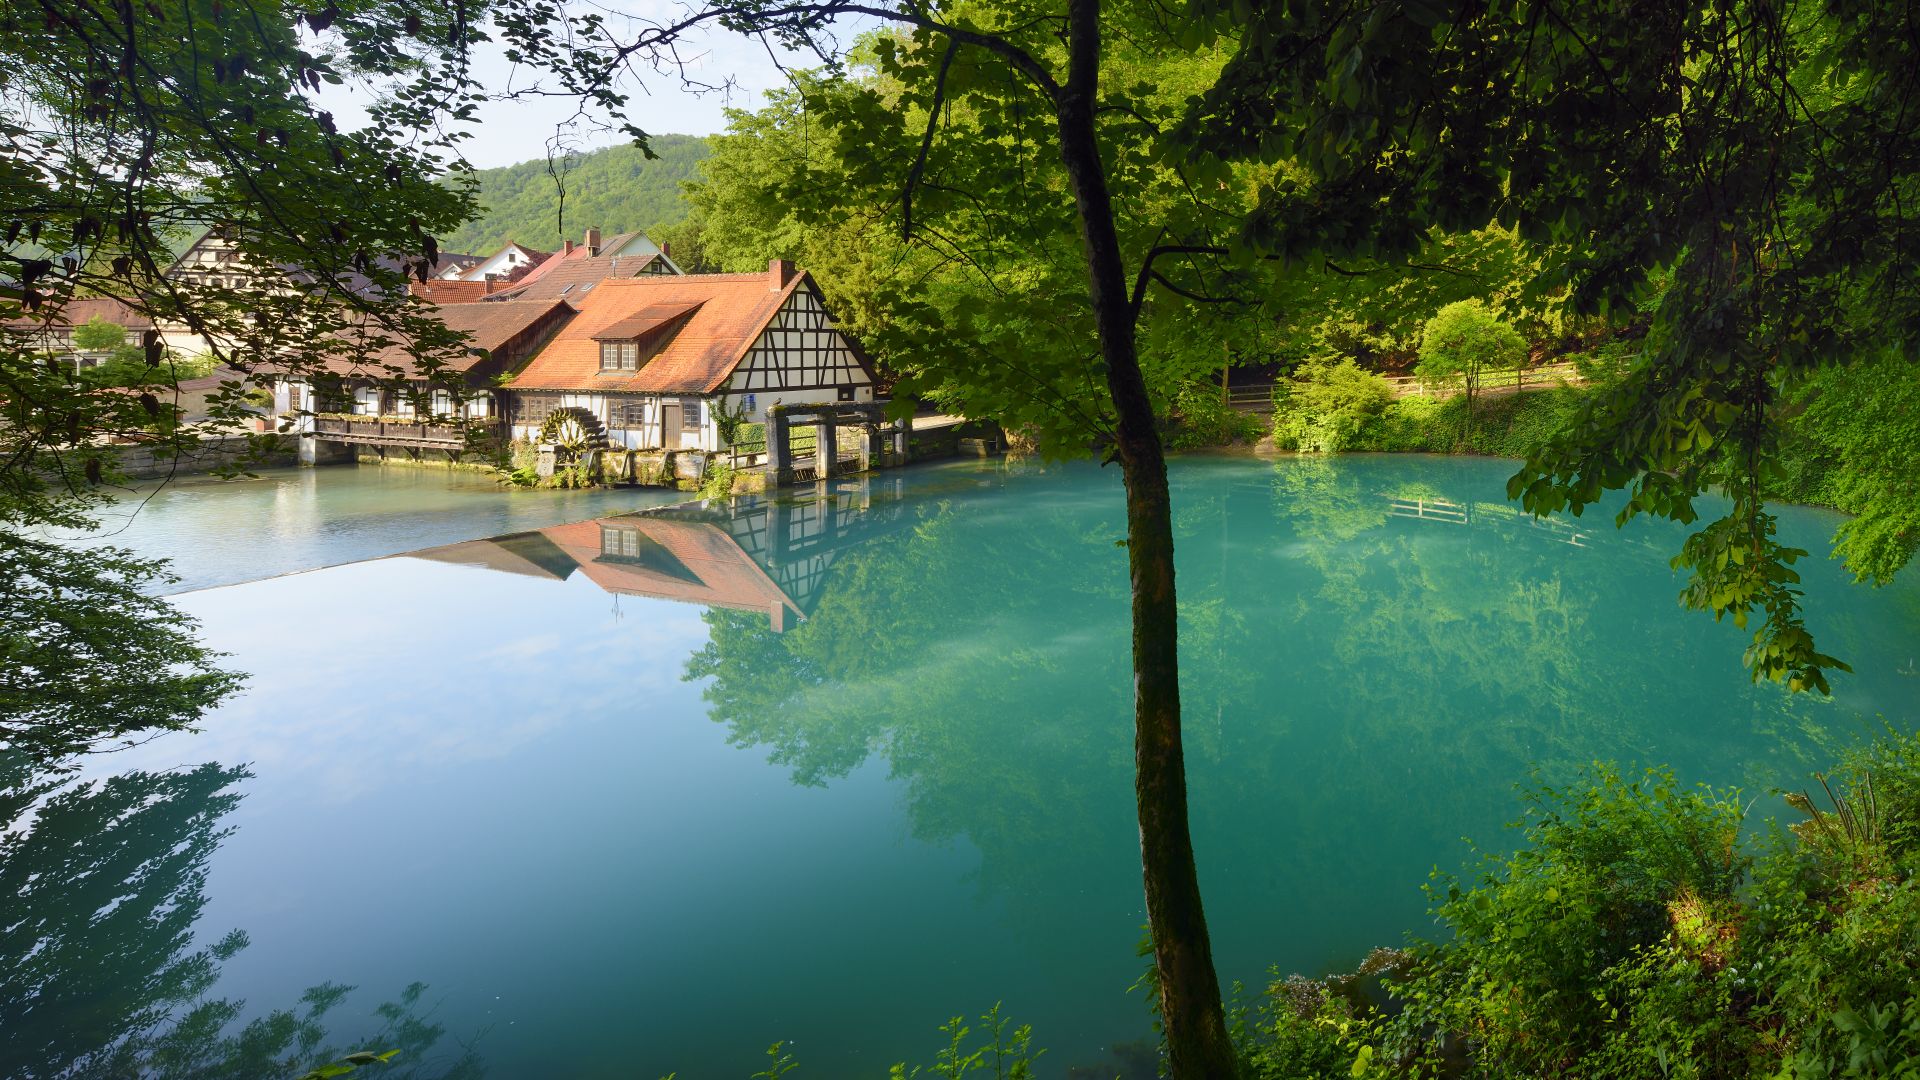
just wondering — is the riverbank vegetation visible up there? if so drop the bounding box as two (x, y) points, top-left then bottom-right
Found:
(6, 0), (1917, 1076)
(1242, 727), (1920, 1079)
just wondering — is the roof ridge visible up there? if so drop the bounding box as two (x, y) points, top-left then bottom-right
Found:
(601, 272), (787, 284)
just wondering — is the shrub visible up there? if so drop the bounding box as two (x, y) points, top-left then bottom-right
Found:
(698, 460), (737, 501)
(1415, 300), (1527, 415)
(1272, 358), (1396, 452)
(1167, 383), (1264, 449)
(1248, 729), (1920, 1079)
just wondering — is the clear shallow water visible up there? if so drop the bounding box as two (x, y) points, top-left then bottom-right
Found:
(51, 464), (691, 593)
(8, 455), (1918, 1079)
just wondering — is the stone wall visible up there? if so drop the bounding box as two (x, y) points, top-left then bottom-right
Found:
(114, 435), (297, 480)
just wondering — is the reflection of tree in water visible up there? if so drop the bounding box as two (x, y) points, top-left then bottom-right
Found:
(0, 756), (484, 1080)
(685, 460), (1847, 929)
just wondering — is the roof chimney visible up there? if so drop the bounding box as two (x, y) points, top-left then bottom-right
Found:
(770, 258), (795, 291)
(484, 277), (497, 294)
(563, 239), (575, 255)
(660, 241), (672, 257)
(585, 227), (602, 255)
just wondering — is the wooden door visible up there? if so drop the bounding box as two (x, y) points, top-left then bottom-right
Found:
(661, 400), (681, 449)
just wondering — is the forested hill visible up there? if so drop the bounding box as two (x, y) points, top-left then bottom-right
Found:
(442, 135), (710, 255)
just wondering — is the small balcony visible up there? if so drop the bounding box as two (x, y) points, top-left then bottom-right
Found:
(311, 414), (504, 450)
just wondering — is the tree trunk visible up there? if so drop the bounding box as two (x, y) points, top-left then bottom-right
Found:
(1051, 0), (1237, 1075)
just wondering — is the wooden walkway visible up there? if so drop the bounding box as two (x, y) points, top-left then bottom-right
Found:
(1228, 361), (1587, 413)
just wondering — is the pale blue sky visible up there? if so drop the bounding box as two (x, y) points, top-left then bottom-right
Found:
(319, 9), (864, 170)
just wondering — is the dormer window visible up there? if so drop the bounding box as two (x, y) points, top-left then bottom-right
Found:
(592, 299), (705, 375)
(601, 340), (641, 371)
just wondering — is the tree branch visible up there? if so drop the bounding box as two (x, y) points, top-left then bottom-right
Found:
(902, 40), (959, 242)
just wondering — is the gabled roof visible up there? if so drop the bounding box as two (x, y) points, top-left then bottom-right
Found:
(483, 251), (670, 304)
(5, 296), (154, 331)
(591, 300), (704, 341)
(506, 272), (819, 394)
(539, 518), (799, 619)
(405, 531), (580, 581)
(408, 279), (495, 303)
(309, 299), (576, 376)
(166, 228), (483, 299)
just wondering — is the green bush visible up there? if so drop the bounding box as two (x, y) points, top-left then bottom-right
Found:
(1167, 383), (1265, 450)
(1247, 729), (1920, 1079)
(1271, 357), (1396, 452)
(1276, 362), (1585, 460)
(698, 460), (737, 501)
(1415, 300), (1528, 407)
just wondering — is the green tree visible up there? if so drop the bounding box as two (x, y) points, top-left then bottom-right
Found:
(498, 8), (1265, 1068)
(68, 316), (127, 355)
(2, 0), (500, 761)
(439, 135), (712, 254)
(1414, 299), (1527, 426)
(1187, 0), (1920, 694)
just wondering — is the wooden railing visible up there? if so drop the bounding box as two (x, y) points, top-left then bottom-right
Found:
(312, 416), (502, 447)
(1227, 362), (1587, 412)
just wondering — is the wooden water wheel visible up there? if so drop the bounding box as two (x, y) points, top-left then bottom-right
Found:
(539, 407), (609, 461)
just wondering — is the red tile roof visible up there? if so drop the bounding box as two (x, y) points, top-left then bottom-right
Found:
(591, 300), (705, 341)
(507, 273), (806, 394)
(6, 296), (154, 330)
(313, 300), (575, 376)
(484, 251), (667, 304)
(539, 518), (798, 618)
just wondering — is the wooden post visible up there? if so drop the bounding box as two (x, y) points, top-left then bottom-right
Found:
(769, 409), (792, 486)
(815, 414), (836, 480)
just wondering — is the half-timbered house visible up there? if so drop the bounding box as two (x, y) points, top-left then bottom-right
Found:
(275, 299), (576, 453)
(504, 260), (875, 452)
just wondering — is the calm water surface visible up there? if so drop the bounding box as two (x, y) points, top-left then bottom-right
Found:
(53, 464), (691, 593)
(9, 455), (1918, 1078)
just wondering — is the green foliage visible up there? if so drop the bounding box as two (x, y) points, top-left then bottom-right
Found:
(294, 1049), (400, 1080)
(440, 137), (711, 255)
(69, 316), (126, 354)
(4, 0), (496, 760)
(1271, 358), (1395, 453)
(888, 1005), (1042, 1080)
(749, 1042), (798, 1080)
(1, 531), (242, 763)
(698, 460), (737, 502)
(1775, 352), (1920, 587)
(1165, 383), (1263, 450)
(83, 350), (219, 389)
(1188, 0), (1920, 691)
(1242, 729), (1920, 1079)
(1414, 300), (1528, 414)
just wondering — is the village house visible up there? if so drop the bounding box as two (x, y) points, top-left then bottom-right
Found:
(162, 226), (484, 363)
(274, 299), (576, 458)
(503, 259), (876, 453)
(167, 225), (483, 298)
(4, 297), (154, 373)
(436, 242), (551, 282)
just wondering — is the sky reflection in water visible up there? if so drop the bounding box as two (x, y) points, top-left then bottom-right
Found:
(10, 455), (1918, 1079)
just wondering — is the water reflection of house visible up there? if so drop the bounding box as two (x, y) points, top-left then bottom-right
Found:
(406, 480), (910, 631)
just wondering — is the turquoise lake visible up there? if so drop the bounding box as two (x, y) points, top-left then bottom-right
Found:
(8, 455), (1918, 1078)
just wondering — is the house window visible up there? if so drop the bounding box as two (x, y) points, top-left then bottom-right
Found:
(600, 341), (639, 371)
(429, 388), (456, 416)
(838, 385), (855, 402)
(601, 525), (644, 559)
(680, 397), (702, 433)
(518, 396), (558, 427)
(609, 400), (647, 429)
(353, 386), (382, 415)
